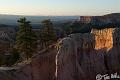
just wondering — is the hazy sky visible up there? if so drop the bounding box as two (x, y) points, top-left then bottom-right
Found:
(0, 0), (120, 16)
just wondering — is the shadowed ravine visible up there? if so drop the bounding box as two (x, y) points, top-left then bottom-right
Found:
(0, 28), (120, 80)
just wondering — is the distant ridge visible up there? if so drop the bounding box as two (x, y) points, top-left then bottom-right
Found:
(103, 13), (120, 16)
(0, 13), (119, 28)
(0, 14), (78, 27)
(80, 13), (120, 24)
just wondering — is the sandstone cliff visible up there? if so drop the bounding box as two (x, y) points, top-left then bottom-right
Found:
(80, 13), (120, 25)
(55, 28), (120, 80)
(0, 28), (120, 80)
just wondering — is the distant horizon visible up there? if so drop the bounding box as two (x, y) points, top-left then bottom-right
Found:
(0, 12), (119, 17)
(0, 0), (120, 16)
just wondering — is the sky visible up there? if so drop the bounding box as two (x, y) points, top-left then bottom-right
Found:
(0, 0), (120, 16)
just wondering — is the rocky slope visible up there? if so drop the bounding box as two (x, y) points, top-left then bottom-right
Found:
(0, 25), (16, 54)
(0, 25), (16, 42)
(0, 47), (57, 80)
(0, 28), (120, 80)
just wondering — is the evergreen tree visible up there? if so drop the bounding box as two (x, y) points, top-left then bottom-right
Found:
(15, 17), (37, 59)
(40, 19), (57, 48)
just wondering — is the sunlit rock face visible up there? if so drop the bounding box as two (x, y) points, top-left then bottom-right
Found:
(55, 33), (105, 80)
(56, 28), (120, 80)
(91, 28), (115, 51)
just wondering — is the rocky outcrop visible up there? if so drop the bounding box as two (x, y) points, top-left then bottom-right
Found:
(55, 28), (120, 80)
(80, 13), (120, 25)
(0, 26), (16, 42)
(0, 31), (14, 42)
(0, 26), (16, 53)
(91, 28), (114, 50)
(0, 28), (120, 80)
(0, 47), (57, 80)
(80, 16), (92, 23)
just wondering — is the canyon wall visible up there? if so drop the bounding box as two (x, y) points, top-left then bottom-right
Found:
(55, 28), (120, 80)
(0, 28), (120, 80)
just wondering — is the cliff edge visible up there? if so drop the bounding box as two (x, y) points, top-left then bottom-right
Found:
(0, 28), (120, 80)
(55, 28), (120, 80)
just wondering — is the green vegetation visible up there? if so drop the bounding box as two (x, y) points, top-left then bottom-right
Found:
(40, 19), (57, 48)
(15, 17), (37, 59)
(62, 23), (73, 35)
(62, 22), (92, 35)
(0, 18), (58, 66)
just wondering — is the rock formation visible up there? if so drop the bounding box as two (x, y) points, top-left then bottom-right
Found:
(0, 47), (57, 80)
(91, 28), (114, 51)
(80, 13), (120, 24)
(0, 26), (16, 53)
(80, 16), (92, 23)
(55, 28), (120, 80)
(0, 28), (120, 80)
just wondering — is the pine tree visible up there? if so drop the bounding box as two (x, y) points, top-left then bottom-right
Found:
(40, 19), (57, 48)
(15, 17), (37, 59)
